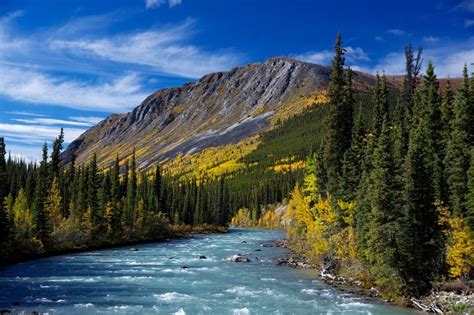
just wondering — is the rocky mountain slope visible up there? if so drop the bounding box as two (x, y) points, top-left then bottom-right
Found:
(62, 57), (376, 169)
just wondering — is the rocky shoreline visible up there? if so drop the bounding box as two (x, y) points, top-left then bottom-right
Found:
(266, 239), (473, 314)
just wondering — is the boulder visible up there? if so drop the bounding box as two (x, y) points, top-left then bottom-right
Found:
(226, 254), (251, 263)
(199, 256), (207, 259)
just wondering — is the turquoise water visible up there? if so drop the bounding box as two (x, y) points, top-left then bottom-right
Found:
(0, 229), (416, 314)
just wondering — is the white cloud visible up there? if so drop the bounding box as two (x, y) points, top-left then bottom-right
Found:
(465, 19), (474, 28)
(423, 36), (440, 43)
(375, 36), (384, 41)
(0, 122), (85, 161)
(294, 46), (369, 66)
(0, 123), (84, 143)
(4, 143), (45, 163)
(386, 29), (406, 36)
(359, 41), (474, 78)
(0, 123), (85, 162)
(0, 66), (148, 112)
(50, 19), (242, 78)
(13, 118), (94, 127)
(145, 0), (182, 9)
(69, 116), (104, 124)
(294, 50), (333, 65)
(8, 111), (46, 117)
(455, 0), (474, 12)
(169, 0), (182, 7)
(0, 11), (242, 115)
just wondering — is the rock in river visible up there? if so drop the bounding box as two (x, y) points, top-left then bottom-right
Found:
(226, 254), (251, 263)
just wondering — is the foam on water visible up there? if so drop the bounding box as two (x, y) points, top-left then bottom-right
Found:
(232, 307), (250, 315)
(154, 292), (194, 302)
(0, 229), (416, 315)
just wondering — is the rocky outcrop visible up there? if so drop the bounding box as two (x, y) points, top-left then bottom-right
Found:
(62, 57), (376, 170)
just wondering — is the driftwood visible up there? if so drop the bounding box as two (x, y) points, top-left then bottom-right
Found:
(411, 297), (443, 314)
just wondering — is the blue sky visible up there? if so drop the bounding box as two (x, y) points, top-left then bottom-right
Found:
(0, 0), (473, 161)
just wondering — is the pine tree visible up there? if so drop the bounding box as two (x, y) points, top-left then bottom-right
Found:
(445, 66), (471, 217)
(87, 154), (101, 233)
(100, 171), (112, 233)
(50, 128), (64, 178)
(0, 137), (10, 247)
(365, 117), (403, 288)
(215, 176), (228, 226)
(441, 80), (455, 155)
(402, 103), (442, 291)
(124, 150), (137, 229)
(466, 149), (474, 230)
(418, 61), (442, 199)
(76, 166), (87, 222)
(110, 155), (122, 234)
(154, 165), (164, 212)
(340, 103), (365, 200)
(371, 74), (389, 136)
(0, 138), (7, 201)
(323, 33), (353, 195)
(402, 44), (423, 113)
(32, 143), (51, 242)
(341, 67), (355, 151)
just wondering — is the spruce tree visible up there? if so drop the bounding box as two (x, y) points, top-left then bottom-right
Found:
(110, 155), (122, 233)
(154, 165), (164, 212)
(466, 149), (474, 230)
(100, 172), (111, 232)
(323, 33), (353, 196)
(365, 117), (402, 287)
(124, 150), (137, 229)
(402, 44), (423, 113)
(32, 143), (50, 242)
(418, 61), (442, 199)
(50, 128), (64, 178)
(440, 80), (455, 154)
(340, 104), (364, 201)
(402, 102), (442, 291)
(87, 153), (101, 233)
(371, 74), (389, 137)
(0, 137), (10, 248)
(445, 66), (471, 217)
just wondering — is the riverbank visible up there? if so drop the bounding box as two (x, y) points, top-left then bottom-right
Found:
(267, 239), (473, 314)
(0, 224), (226, 267)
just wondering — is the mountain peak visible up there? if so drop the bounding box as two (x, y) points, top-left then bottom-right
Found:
(62, 57), (373, 169)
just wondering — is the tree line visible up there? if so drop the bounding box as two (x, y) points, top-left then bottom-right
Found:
(0, 136), (230, 262)
(278, 34), (473, 298)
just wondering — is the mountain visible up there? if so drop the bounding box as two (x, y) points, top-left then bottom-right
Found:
(62, 57), (376, 170)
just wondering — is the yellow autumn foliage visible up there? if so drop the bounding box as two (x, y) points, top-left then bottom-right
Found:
(164, 136), (260, 179)
(231, 207), (282, 230)
(270, 160), (305, 173)
(270, 89), (329, 126)
(437, 201), (474, 280)
(284, 182), (357, 268)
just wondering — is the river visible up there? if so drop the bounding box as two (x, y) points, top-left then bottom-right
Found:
(0, 229), (417, 314)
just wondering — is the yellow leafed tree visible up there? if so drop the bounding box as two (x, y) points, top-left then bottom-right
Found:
(437, 201), (474, 280)
(46, 177), (64, 229)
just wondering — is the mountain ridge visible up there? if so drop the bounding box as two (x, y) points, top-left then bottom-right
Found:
(62, 57), (377, 170)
